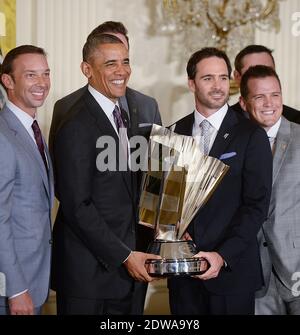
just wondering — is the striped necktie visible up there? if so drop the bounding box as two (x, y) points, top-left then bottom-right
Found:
(113, 105), (128, 160)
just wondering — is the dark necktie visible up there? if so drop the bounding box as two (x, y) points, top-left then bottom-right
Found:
(32, 120), (48, 171)
(113, 105), (128, 158)
(113, 105), (126, 131)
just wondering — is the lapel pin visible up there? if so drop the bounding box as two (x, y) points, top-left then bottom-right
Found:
(224, 133), (229, 139)
(281, 143), (287, 150)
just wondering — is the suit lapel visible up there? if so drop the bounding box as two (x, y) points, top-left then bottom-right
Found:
(175, 107), (240, 159)
(174, 112), (194, 136)
(125, 88), (138, 138)
(124, 88), (139, 204)
(272, 117), (291, 185)
(1, 107), (51, 199)
(209, 107), (239, 159)
(44, 139), (55, 206)
(83, 91), (134, 199)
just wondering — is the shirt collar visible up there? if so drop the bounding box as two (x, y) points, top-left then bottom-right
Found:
(266, 117), (281, 138)
(6, 100), (35, 131)
(88, 85), (119, 118)
(194, 103), (228, 131)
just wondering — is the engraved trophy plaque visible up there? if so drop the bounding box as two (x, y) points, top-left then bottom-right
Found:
(139, 125), (229, 277)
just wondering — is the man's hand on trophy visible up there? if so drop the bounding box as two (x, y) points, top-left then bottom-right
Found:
(192, 251), (224, 280)
(124, 251), (161, 282)
(182, 231), (193, 241)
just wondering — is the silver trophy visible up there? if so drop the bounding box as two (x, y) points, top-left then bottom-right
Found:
(139, 125), (229, 276)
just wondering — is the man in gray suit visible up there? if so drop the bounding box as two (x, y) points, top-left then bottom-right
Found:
(0, 45), (54, 315)
(240, 65), (300, 315)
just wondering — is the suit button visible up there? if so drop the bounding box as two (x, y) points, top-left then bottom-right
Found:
(49, 239), (53, 245)
(263, 242), (268, 247)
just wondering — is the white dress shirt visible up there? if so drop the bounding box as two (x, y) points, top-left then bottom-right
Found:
(266, 117), (281, 139)
(88, 85), (120, 135)
(6, 100), (36, 142)
(192, 104), (228, 154)
(266, 117), (281, 152)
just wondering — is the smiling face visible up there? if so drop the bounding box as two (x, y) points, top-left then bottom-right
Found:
(240, 76), (283, 131)
(1, 53), (50, 117)
(81, 42), (131, 102)
(189, 56), (230, 117)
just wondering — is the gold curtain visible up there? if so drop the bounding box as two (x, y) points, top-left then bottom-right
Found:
(0, 0), (16, 56)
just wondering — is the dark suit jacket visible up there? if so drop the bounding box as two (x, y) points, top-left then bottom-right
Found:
(170, 107), (273, 295)
(231, 101), (300, 124)
(48, 85), (162, 157)
(51, 90), (140, 299)
(49, 86), (162, 256)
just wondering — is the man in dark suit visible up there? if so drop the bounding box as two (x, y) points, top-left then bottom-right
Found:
(168, 47), (273, 315)
(49, 21), (161, 315)
(48, 21), (161, 158)
(231, 45), (300, 124)
(51, 33), (160, 315)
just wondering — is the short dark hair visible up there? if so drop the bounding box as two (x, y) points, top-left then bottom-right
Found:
(88, 21), (129, 48)
(240, 65), (281, 98)
(82, 33), (124, 62)
(234, 45), (275, 74)
(186, 47), (232, 79)
(0, 45), (46, 76)
(0, 45), (46, 89)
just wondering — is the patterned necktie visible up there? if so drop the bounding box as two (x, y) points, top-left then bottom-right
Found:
(113, 105), (128, 159)
(113, 105), (125, 131)
(268, 136), (276, 155)
(199, 119), (211, 155)
(32, 120), (48, 171)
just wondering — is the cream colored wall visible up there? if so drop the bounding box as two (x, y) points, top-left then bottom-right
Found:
(15, 0), (300, 315)
(16, 0), (300, 133)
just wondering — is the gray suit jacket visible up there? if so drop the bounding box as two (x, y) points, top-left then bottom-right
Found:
(256, 117), (300, 297)
(0, 106), (54, 307)
(48, 85), (162, 156)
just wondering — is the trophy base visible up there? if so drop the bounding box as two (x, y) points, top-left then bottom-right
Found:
(146, 240), (209, 277)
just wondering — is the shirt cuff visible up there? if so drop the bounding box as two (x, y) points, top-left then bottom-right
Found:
(122, 250), (132, 263)
(9, 289), (28, 299)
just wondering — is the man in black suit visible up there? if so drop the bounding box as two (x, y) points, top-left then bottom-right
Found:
(51, 34), (160, 315)
(50, 21), (161, 315)
(232, 45), (300, 124)
(48, 21), (161, 158)
(168, 47), (273, 315)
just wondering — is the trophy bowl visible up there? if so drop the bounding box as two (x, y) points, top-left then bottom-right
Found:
(145, 240), (209, 276)
(139, 125), (229, 277)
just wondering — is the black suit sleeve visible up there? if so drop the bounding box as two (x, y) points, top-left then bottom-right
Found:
(153, 99), (162, 125)
(283, 104), (300, 124)
(217, 127), (273, 268)
(54, 117), (131, 270)
(48, 100), (61, 161)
